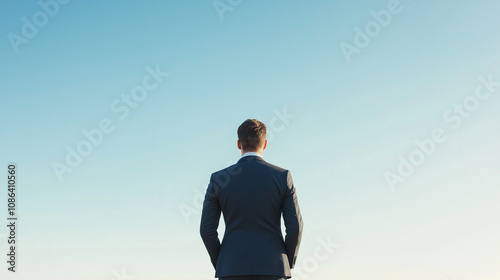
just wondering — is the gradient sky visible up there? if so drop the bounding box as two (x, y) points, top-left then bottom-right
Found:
(1, 1), (499, 280)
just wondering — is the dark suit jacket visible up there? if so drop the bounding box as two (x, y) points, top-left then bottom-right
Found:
(200, 155), (303, 278)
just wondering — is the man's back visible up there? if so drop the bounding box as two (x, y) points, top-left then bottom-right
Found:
(200, 155), (303, 279)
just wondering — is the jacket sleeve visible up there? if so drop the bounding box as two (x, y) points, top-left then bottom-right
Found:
(282, 170), (304, 269)
(200, 174), (222, 269)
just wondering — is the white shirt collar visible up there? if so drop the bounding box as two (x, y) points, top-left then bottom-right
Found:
(241, 151), (263, 159)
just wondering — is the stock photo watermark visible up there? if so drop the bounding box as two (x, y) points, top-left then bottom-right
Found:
(293, 235), (339, 280)
(109, 268), (136, 280)
(7, 0), (71, 53)
(51, 65), (169, 182)
(178, 105), (296, 224)
(385, 74), (499, 191)
(5, 163), (18, 272)
(339, 0), (404, 63)
(213, 0), (243, 21)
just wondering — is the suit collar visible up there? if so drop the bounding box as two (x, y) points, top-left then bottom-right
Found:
(237, 155), (265, 163)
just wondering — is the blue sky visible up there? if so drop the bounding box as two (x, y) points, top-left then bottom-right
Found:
(1, 1), (500, 279)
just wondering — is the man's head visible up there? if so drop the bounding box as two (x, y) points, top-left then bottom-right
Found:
(237, 119), (267, 154)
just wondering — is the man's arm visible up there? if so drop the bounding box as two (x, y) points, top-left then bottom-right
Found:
(282, 170), (304, 269)
(200, 174), (222, 269)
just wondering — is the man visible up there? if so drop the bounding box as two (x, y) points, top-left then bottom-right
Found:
(200, 119), (303, 280)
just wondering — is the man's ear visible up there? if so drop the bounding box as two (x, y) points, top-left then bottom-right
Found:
(262, 139), (267, 150)
(237, 140), (242, 150)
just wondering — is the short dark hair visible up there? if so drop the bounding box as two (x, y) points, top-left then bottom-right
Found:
(237, 119), (267, 151)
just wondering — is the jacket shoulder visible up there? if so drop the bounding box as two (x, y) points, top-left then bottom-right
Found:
(212, 160), (289, 177)
(260, 160), (288, 174)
